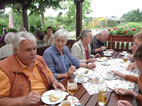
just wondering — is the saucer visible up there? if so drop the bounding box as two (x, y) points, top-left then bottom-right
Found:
(103, 53), (112, 56)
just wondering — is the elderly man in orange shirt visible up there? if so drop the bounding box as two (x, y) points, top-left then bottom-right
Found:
(0, 31), (65, 106)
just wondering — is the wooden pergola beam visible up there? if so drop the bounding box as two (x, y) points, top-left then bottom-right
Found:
(21, 0), (32, 31)
(75, 0), (84, 38)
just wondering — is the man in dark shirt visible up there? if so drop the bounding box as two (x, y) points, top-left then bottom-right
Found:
(90, 30), (109, 55)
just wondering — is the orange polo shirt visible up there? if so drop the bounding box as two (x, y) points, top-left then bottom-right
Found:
(0, 56), (52, 97)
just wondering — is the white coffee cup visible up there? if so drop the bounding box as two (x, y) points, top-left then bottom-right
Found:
(61, 100), (71, 106)
(107, 72), (114, 79)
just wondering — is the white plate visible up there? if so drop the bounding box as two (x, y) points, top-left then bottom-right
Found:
(103, 51), (113, 54)
(41, 89), (68, 105)
(103, 53), (112, 56)
(120, 63), (129, 68)
(74, 67), (94, 76)
(74, 76), (88, 83)
(67, 96), (80, 105)
(106, 80), (128, 90)
(120, 52), (128, 56)
(103, 74), (116, 80)
(96, 57), (108, 62)
(101, 61), (111, 66)
(58, 100), (75, 106)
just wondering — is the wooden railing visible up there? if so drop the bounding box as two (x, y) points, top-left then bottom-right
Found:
(107, 35), (133, 53)
(65, 35), (134, 53)
(0, 35), (133, 56)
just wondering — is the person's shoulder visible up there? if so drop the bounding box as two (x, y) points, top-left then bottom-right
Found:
(72, 40), (80, 46)
(43, 45), (56, 55)
(63, 46), (70, 51)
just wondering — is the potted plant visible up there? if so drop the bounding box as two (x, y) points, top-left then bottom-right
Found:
(107, 26), (142, 42)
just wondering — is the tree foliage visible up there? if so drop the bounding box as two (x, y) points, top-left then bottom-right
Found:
(55, 0), (92, 31)
(121, 9), (142, 22)
(30, 0), (65, 28)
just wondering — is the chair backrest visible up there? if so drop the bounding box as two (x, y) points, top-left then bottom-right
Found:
(37, 45), (49, 56)
(66, 39), (76, 51)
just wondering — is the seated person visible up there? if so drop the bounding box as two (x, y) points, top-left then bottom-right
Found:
(112, 44), (142, 106)
(44, 26), (55, 46)
(0, 32), (15, 59)
(0, 28), (8, 42)
(90, 30), (109, 55)
(71, 29), (96, 63)
(0, 31), (65, 106)
(18, 27), (27, 32)
(35, 29), (47, 48)
(43, 29), (96, 81)
(127, 32), (142, 71)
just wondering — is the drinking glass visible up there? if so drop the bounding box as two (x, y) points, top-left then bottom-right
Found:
(67, 79), (77, 95)
(98, 79), (107, 106)
(123, 55), (128, 63)
(98, 86), (107, 106)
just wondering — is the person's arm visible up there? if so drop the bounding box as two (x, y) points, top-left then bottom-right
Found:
(0, 92), (41, 106)
(112, 70), (138, 83)
(0, 70), (41, 106)
(125, 75), (138, 83)
(71, 43), (86, 63)
(79, 63), (96, 69)
(94, 46), (106, 53)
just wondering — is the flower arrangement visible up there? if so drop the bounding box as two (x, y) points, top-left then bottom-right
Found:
(108, 26), (142, 36)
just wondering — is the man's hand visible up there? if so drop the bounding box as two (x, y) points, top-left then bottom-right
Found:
(87, 58), (96, 63)
(111, 70), (125, 79)
(67, 65), (76, 78)
(126, 62), (135, 71)
(87, 63), (96, 69)
(21, 92), (41, 105)
(52, 81), (66, 91)
(115, 88), (134, 96)
(118, 100), (132, 106)
(100, 46), (106, 51)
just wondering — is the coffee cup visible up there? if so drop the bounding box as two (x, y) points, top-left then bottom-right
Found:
(107, 72), (114, 79)
(61, 100), (71, 106)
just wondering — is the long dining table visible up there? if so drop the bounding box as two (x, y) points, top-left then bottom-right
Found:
(60, 51), (134, 106)
(42, 51), (135, 106)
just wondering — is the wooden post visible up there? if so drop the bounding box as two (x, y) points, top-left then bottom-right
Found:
(75, 0), (82, 38)
(22, 7), (29, 31)
(21, 0), (32, 31)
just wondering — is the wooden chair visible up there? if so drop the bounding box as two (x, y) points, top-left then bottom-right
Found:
(66, 39), (76, 51)
(37, 45), (49, 56)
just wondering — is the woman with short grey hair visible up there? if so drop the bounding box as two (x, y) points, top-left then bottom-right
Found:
(54, 28), (69, 42)
(71, 29), (96, 63)
(43, 29), (96, 81)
